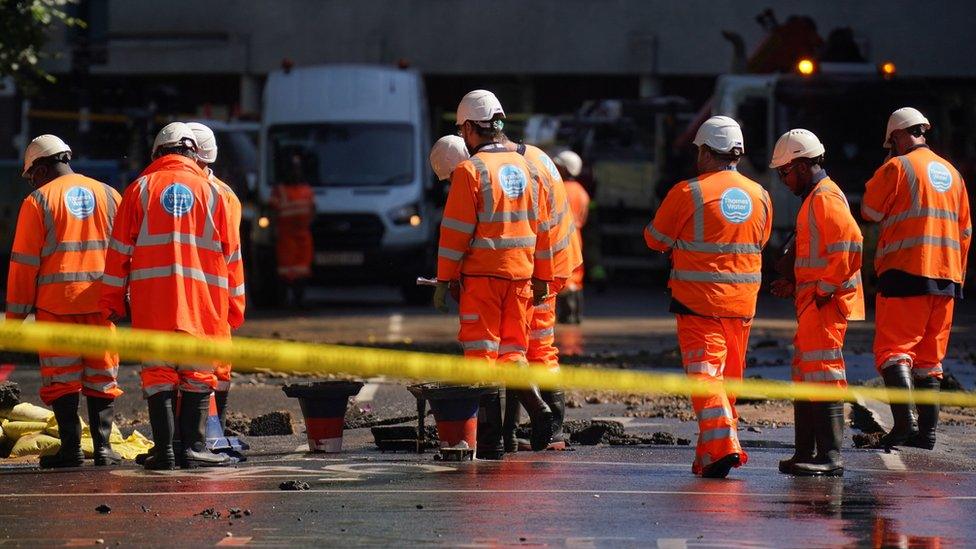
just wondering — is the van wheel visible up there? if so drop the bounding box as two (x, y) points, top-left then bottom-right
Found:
(400, 282), (431, 306)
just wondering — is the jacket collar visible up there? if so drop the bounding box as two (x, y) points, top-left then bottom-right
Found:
(140, 154), (207, 178)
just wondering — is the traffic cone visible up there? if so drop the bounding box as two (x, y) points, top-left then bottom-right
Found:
(204, 393), (249, 457)
(283, 381), (364, 453)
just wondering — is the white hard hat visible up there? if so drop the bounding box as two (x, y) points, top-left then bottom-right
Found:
(186, 122), (217, 164)
(693, 115), (745, 155)
(769, 129), (826, 169)
(152, 122), (198, 156)
(884, 107), (930, 148)
(429, 135), (469, 180)
(553, 150), (583, 177)
(22, 134), (71, 177)
(456, 89), (505, 126)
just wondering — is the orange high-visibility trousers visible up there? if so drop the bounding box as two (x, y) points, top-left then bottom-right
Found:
(874, 295), (953, 379)
(141, 332), (221, 397)
(676, 314), (750, 475)
(35, 309), (121, 405)
(527, 279), (565, 371)
(276, 227), (313, 282)
(215, 362), (232, 391)
(458, 277), (533, 364)
(792, 299), (849, 389)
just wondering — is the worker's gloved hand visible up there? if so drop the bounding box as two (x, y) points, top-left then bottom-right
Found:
(814, 292), (834, 309)
(531, 279), (549, 306)
(769, 278), (795, 299)
(433, 281), (450, 313)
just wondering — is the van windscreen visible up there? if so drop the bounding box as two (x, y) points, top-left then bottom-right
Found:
(269, 123), (414, 187)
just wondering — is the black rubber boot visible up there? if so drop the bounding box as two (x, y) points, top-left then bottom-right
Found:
(180, 391), (230, 468)
(701, 453), (740, 479)
(214, 390), (229, 432)
(144, 391), (177, 470)
(475, 390), (505, 460)
(879, 363), (919, 448)
(541, 389), (568, 445)
(793, 402), (844, 477)
(40, 393), (84, 469)
(87, 397), (123, 466)
(907, 376), (940, 450)
(516, 386), (556, 451)
(779, 400), (816, 474)
(502, 389), (520, 453)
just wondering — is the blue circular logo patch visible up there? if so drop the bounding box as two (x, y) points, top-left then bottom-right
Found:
(498, 164), (528, 199)
(540, 153), (562, 182)
(160, 183), (195, 217)
(720, 187), (753, 224)
(64, 186), (95, 220)
(927, 161), (953, 193)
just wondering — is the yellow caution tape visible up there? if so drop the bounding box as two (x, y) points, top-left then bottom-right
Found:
(0, 320), (971, 407)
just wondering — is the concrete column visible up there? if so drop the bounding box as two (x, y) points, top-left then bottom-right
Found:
(239, 75), (261, 117)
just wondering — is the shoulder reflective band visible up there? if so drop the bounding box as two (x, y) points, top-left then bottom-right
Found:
(698, 407), (732, 420)
(898, 156), (921, 209)
(101, 182), (117, 233)
(863, 205), (885, 222)
(687, 178), (704, 242)
(670, 269), (762, 284)
(646, 223), (675, 247)
(469, 156), (494, 216)
(10, 252), (40, 267)
(437, 247), (464, 261)
(479, 210), (531, 223)
(30, 190), (57, 257)
(37, 271), (104, 284)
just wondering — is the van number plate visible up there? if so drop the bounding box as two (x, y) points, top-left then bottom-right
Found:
(315, 251), (365, 266)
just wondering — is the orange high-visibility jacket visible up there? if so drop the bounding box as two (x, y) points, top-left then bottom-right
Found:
(208, 170), (246, 334)
(270, 183), (315, 230)
(862, 147), (972, 282)
(520, 144), (583, 279)
(564, 179), (590, 230)
(437, 146), (554, 282)
(795, 176), (865, 320)
(5, 174), (121, 319)
(99, 154), (240, 337)
(645, 169), (772, 318)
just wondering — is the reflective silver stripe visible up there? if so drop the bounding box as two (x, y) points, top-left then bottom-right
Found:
(646, 224), (675, 247)
(469, 156), (493, 216)
(461, 339), (499, 352)
(880, 354), (912, 370)
(688, 178), (704, 242)
(550, 231), (573, 253)
(825, 241), (862, 253)
(102, 183), (117, 233)
(42, 371), (82, 384)
(529, 327), (555, 339)
(913, 365), (943, 377)
(800, 348), (843, 362)
(230, 284), (246, 298)
(83, 380), (118, 393)
(802, 186), (825, 269)
(201, 182), (219, 244)
(438, 247), (464, 261)
(817, 280), (837, 293)
(498, 344), (526, 355)
(795, 257), (827, 268)
(898, 155), (921, 209)
(130, 264), (228, 289)
(101, 274), (126, 287)
(10, 252), (40, 266)
(109, 238), (133, 255)
(802, 369), (846, 382)
(670, 269), (762, 284)
(137, 176), (222, 252)
(479, 210), (531, 224)
(37, 271), (103, 284)
(31, 189), (57, 257)
(459, 314), (479, 322)
(539, 207), (566, 232)
(216, 380), (232, 391)
(963, 227), (972, 239)
(759, 189), (772, 231)
(225, 249), (242, 264)
(143, 382), (178, 397)
(40, 356), (83, 367)
(877, 236), (960, 258)
(442, 217), (476, 234)
(699, 407), (732, 420)
(700, 427), (733, 442)
(882, 207), (958, 229)
(683, 348), (705, 360)
(55, 240), (109, 252)
(6, 302), (33, 315)
(85, 366), (119, 379)
(522, 159), (542, 222)
(674, 241), (763, 254)
(180, 378), (214, 393)
(471, 236), (536, 250)
(178, 363), (216, 372)
(862, 205), (885, 222)
(138, 231), (224, 252)
(685, 361), (717, 376)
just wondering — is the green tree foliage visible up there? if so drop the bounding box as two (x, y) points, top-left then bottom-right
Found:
(0, 0), (85, 92)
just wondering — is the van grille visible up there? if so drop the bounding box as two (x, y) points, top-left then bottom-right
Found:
(311, 214), (385, 250)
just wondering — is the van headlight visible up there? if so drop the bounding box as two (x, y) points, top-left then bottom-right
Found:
(388, 203), (422, 227)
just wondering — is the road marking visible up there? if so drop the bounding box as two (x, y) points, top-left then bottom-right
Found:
(387, 313), (404, 342)
(355, 382), (380, 403)
(216, 537), (252, 546)
(879, 452), (907, 471)
(322, 463), (454, 475)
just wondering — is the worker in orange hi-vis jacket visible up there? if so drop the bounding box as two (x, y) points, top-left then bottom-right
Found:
(99, 122), (241, 470)
(862, 107), (971, 451)
(434, 89), (557, 458)
(270, 151), (315, 308)
(644, 116), (772, 478)
(187, 122), (246, 434)
(553, 150), (590, 325)
(768, 129), (864, 477)
(6, 134), (122, 469)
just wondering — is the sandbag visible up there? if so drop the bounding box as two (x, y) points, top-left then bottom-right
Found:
(81, 429), (153, 460)
(7, 403), (54, 422)
(2, 420), (48, 440)
(44, 414), (87, 438)
(10, 432), (61, 457)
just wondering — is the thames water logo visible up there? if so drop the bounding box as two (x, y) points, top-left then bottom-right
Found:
(64, 187), (96, 220)
(927, 161), (953, 192)
(720, 187), (753, 224)
(498, 165), (527, 199)
(161, 183), (194, 217)
(540, 154), (562, 182)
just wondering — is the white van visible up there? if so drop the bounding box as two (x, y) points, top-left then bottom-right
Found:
(253, 64), (435, 305)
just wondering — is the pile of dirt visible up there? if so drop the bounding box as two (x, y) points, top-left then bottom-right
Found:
(852, 432), (885, 449)
(517, 419), (690, 446)
(226, 411), (294, 436)
(0, 381), (21, 412)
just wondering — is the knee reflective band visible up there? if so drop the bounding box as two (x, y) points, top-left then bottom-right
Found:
(39, 393), (84, 469)
(880, 363), (919, 448)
